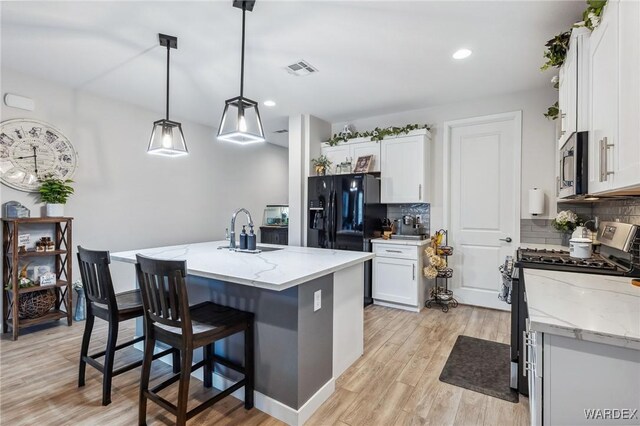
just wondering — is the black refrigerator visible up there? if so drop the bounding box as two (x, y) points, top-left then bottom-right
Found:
(307, 174), (386, 305)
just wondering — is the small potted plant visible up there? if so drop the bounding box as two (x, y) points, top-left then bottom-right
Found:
(311, 155), (332, 176)
(552, 210), (583, 245)
(38, 175), (74, 217)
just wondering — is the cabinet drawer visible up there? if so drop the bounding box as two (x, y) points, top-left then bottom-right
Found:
(373, 243), (417, 259)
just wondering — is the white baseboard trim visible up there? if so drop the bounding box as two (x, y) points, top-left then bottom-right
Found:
(211, 371), (335, 426)
(135, 341), (336, 426)
(374, 299), (421, 312)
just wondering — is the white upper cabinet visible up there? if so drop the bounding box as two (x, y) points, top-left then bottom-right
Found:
(321, 144), (351, 174)
(380, 133), (430, 203)
(558, 28), (590, 149)
(588, 0), (640, 194)
(616, 0), (640, 189)
(320, 140), (381, 173)
(589, 0), (619, 193)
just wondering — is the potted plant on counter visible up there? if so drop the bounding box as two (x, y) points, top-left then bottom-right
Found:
(311, 155), (332, 176)
(552, 210), (583, 245)
(39, 175), (74, 217)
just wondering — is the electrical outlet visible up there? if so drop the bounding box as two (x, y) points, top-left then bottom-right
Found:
(314, 290), (322, 312)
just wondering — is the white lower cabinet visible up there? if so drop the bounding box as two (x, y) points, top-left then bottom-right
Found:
(372, 241), (426, 312)
(527, 329), (640, 425)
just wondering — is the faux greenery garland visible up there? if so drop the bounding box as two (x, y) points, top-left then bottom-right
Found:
(327, 124), (431, 146)
(574, 0), (607, 30)
(544, 101), (560, 121)
(541, 1), (607, 119)
(540, 31), (571, 71)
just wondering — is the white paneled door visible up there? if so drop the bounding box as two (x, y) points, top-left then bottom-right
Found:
(445, 112), (521, 310)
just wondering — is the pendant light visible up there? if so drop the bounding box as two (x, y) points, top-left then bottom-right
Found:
(147, 33), (188, 156)
(217, 0), (266, 144)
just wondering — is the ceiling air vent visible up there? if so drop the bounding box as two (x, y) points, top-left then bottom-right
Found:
(273, 129), (289, 134)
(286, 60), (318, 77)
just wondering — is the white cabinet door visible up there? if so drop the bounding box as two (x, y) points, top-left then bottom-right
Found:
(543, 333), (640, 425)
(380, 135), (428, 203)
(589, 0), (619, 193)
(616, 0), (640, 189)
(351, 141), (381, 172)
(321, 145), (350, 175)
(321, 140), (381, 173)
(372, 257), (417, 306)
(558, 46), (578, 148)
(558, 64), (569, 147)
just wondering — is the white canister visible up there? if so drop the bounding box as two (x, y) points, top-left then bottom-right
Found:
(569, 237), (592, 259)
(46, 203), (64, 217)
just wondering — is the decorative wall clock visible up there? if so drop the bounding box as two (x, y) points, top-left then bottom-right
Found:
(0, 119), (78, 192)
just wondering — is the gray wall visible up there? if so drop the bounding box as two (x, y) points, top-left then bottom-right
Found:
(185, 274), (333, 410)
(297, 275), (333, 407)
(0, 69), (289, 293)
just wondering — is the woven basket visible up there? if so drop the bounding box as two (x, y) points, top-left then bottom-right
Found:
(18, 289), (57, 319)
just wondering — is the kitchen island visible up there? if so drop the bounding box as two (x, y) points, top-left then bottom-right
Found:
(111, 241), (373, 426)
(523, 269), (640, 425)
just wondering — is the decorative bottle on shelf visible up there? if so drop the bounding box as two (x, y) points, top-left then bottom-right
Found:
(240, 225), (248, 250)
(74, 286), (86, 322)
(248, 225), (257, 251)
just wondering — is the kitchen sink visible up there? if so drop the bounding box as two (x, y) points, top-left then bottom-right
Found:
(217, 244), (283, 253)
(256, 246), (283, 252)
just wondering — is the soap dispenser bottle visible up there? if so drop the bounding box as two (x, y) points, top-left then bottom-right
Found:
(248, 224), (257, 251)
(240, 225), (248, 250)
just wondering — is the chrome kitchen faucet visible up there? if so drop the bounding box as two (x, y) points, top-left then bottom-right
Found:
(229, 208), (254, 249)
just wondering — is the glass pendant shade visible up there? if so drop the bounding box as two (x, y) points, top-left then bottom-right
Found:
(148, 119), (188, 156)
(217, 96), (266, 144)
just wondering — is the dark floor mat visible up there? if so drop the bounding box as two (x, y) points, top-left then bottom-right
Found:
(439, 335), (519, 403)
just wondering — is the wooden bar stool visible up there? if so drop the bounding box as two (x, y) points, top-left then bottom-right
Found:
(135, 254), (254, 426)
(77, 246), (179, 406)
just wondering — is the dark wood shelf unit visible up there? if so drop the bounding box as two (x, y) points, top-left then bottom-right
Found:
(260, 226), (289, 245)
(2, 217), (73, 340)
(6, 309), (67, 330)
(11, 250), (68, 258)
(17, 280), (68, 294)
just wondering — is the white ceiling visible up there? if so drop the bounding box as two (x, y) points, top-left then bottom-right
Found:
(1, 1), (584, 147)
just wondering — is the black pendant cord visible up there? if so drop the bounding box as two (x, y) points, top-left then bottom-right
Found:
(166, 42), (170, 120)
(240, 4), (246, 98)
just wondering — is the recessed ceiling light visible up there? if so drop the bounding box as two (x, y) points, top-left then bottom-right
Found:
(452, 48), (472, 60)
(263, 100), (276, 107)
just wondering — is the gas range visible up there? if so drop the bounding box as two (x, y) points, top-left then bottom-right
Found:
(516, 248), (621, 275)
(515, 221), (640, 277)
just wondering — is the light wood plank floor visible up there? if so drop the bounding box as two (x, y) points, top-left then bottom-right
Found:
(0, 304), (528, 425)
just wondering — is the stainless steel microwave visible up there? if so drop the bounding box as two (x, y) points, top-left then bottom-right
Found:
(558, 131), (588, 199)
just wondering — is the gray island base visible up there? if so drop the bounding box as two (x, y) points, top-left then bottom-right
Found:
(112, 241), (373, 425)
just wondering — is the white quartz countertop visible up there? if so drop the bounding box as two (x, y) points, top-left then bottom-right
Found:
(372, 237), (430, 246)
(523, 268), (640, 350)
(111, 241), (374, 291)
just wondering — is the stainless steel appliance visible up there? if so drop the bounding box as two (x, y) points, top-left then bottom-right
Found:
(396, 215), (428, 237)
(503, 221), (640, 396)
(558, 131), (588, 199)
(307, 174), (386, 305)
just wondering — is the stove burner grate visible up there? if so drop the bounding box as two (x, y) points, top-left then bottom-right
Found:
(518, 249), (617, 270)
